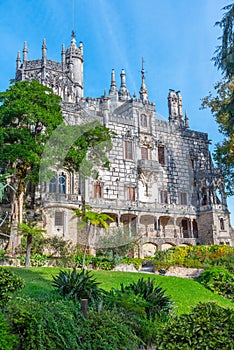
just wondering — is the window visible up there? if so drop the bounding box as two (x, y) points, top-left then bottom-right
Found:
(141, 147), (148, 160)
(49, 176), (56, 193)
(127, 187), (135, 201)
(180, 192), (187, 205)
(125, 141), (133, 160)
(190, 158), (195, 170)
(94, 181), (102, 198)
(201, 187), (207, 206)
(141, 114), (147, 127)
(220, 218), (225, 230)
(158, 146), (165, 165)
(160, 190), (168, 204)
(55, 211), (64, 226)
(58, 174), (66, 194)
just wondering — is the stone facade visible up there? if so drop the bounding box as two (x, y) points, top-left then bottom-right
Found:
(14, 32), (234, 256)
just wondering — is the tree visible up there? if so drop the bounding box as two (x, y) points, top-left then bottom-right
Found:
(0, 80), (63, 250)
(202, 4), (234, 194)
(0, 80), (114, 251)
(73, 205), (114, 269)
(213, 4), (234, 79)
(18, 222), (45, 268)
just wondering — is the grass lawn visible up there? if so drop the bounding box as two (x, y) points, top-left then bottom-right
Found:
(9, 267), (234, 315)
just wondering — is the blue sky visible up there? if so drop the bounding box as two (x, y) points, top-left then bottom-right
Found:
(0, 0), (233, 225)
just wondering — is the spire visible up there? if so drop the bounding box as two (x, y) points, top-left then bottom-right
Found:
(16, 51), (21, 70)
(139, 57), (148, 101)
(109, 69), (117, 95)
(42, 38), (47, 60)
(120, 69), (126, 88)
(185, 111), (189, 128)
(119, 69), (130, 100)
(61, 44), (66, 68)
(71, 29), (76, 45)
(23, 41), (28, 63)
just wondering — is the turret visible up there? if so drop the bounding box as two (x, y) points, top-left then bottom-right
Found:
(61, 44), (66, 70)
(168, 89), (184, 126)
(109, 69), (118, 101)
(23, 41), (28, 63)
(118, 69), (130, 101)
(177, 90), (182, 116)
(42, 38), (47, 61)
(65, 30), (84, 98)
(16, 51), (21, 70)
(41, 38), (47, 83)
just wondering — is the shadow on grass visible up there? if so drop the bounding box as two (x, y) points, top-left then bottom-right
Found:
(9, 266), (62, 300)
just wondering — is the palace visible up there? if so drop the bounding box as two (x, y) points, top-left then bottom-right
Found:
(14, 32), (233, 256)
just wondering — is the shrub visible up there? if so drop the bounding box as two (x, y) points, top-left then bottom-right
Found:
(200, 267), (234, 299)
(153, 245), (234, 271)
(0, 250), (8, 264)
(7, 297), (85, 350)
(7, 297), (138, 350)
(106, 277), (174, 321)
(74, 253), (92, 268)
(52, 268), (104, 303)
(17, 253), (47, 267)
(0, 311), (18, 350)
(155, 303), (234, 349)
(0, 268), (24, 307)
(86, 309), (139, 349)
(121, 257), (143, 270)
(16, 235), (45, 255)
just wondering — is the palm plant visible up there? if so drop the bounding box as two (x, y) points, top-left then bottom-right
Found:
(18, 222), (45, 267)
(107, 277), (174, 321)
(52, 268), (104, 303)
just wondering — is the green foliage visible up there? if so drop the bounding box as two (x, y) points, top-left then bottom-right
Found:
(0, 250), (8, 263)
(85, 309), (139, 349)
(153, 245), (234, 271)
(18, 253), (47, 267)
(16, 234), (46, 255)
(7, 297), (85, 350)
(202, 78), (234, 194)
(7, 297), (138, 350)
(52, 268), (104, 303)
(0, 80), (63, 186)
(0, 268), (24, 307)
(106, 277), (174, 321)
(0, 311), (18, 350)
(18, 222), (46, 267)
(202, 4), (234, 193)
(121, 257), (143, 270)
(155, 302), (234, 349)
(213, 4), (234, 78)
(200, 267), (234, 299)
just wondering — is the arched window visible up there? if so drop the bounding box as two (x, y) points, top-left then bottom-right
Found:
(220, 218), (225, 230)
(141, 114), (147, 127)
(49, 176), (56, 193)
(58, 174), (66, 194)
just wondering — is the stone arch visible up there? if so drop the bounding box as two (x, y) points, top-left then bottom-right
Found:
(102, 212), (118, 227)
(161, 242), (175, 251)
(142, 242), (157, 258)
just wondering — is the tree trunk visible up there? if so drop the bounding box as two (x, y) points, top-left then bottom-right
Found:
(25, 234), (32, 268)
(7, 190), (18, 253)
(7, 180), (25, 253)
(82, 223), (91, 269)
